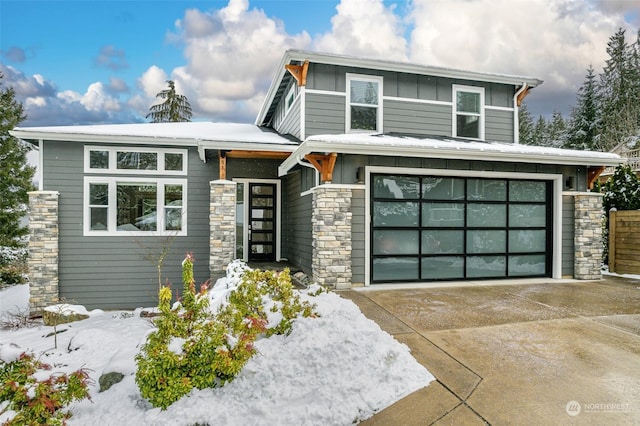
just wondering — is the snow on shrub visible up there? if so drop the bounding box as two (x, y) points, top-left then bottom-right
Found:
(0, 344), (91, 425)
(135, 254), (317, 410)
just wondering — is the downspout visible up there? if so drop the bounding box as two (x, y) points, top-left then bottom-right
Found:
(296, 155), (320, 188)
(513, 83), (528, 145)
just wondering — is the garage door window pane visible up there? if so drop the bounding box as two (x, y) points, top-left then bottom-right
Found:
(467, 179), (506, 201)
(467, 230), (506, 253)
(373, 257), (419, 281)
(422, 230), (464, 254)
(422, 257), (464, 279)
(373, 176), (420, 199)
(423, 203), (465, 227)
(510, 204), (546, 227)
(467, 255), (506, 277)
(373, 230), (419, 255)
(373, 202), (419, 226)
(509, 181), (546, 202)
(509, 255), (546, 276)
(422, 177), (465, 200)
(467, 204), (506, 227)
(509, 230), (546, 253)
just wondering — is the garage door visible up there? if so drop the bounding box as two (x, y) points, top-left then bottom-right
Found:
(371, 174), (552, 283)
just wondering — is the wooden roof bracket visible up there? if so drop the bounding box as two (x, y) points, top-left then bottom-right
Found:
(285, 60), (309, 87)
(587, 166), (606, 189)
(305, 153), (337, 183)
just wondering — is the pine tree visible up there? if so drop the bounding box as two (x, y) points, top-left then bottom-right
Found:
(518, 102), (535, 145)
(146, 80), (193, 123)
(547, 111), (568, 148)
(565, 66), (600, 151)
(598, 28), (636, 152)
(0, 73), (35, 249)
(532, 115), (549, 146)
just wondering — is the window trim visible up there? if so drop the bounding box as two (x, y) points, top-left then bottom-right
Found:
(84, 146), (188, 175)
(452, 85), (485, 140)
(83, 176), (188, 236)
(346, 73), (383, 133)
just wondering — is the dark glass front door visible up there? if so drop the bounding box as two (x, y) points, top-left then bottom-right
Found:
(249, 183), (276, 261)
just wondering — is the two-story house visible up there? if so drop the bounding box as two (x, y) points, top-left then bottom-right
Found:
(11, 50), (621, 312)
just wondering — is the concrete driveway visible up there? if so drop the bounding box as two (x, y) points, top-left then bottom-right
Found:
(339, 275), (640, 425)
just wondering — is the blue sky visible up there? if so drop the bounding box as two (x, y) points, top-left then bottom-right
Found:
(1, 0), (639, 127)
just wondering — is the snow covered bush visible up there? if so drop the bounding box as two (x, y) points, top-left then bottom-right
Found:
(0, 345), (91, 425)
(135, 255), (317, 410)
(0, 246), (28, 286)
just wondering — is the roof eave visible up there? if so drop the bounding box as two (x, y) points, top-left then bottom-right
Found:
(279, 139), (622, 177)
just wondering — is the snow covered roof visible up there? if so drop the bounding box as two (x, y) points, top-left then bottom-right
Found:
(10, 122), (300, 153)
(279, 133), (623, 176)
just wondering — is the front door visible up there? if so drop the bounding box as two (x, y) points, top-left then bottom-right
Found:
(248, 183), (276, 261)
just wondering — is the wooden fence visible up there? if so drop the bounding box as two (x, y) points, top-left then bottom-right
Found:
(609, 210), (640, 274)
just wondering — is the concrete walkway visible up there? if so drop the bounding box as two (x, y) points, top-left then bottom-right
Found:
(339, 275), (640, 425)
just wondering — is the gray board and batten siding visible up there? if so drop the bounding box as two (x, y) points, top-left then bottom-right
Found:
(42, 140), (217, 310)
(302, 62), (515, 140)
(281, 170), (313, 275)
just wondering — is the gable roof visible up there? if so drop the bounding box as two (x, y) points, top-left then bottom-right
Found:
(256, 49), (544, 127)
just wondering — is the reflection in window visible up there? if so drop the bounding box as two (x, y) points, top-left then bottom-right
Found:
(89, 183), (108, 230)
(348, 75), (382, 132)
(89, 151), (109, 169)
(117, 183), (157, 231)
(117, 152), (158, 170)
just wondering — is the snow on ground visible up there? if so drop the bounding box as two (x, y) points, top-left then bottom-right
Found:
(0, 274), (433, 425)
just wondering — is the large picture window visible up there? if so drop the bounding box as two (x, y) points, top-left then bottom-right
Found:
(347, 74), (383, 133)
(453, 85), (484, 140)
(371, 174), (551, 282)
(84, 146), (188, 236)
(85, 178), (186, 235)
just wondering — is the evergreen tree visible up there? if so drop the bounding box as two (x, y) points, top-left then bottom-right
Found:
(532, 115), (549, 146)
(598, 28), (636, 152)
(0, 73), (35, 249)
(146, 80), (193, 123)
(547, 111), (568, 148)
(565, 66), (600, 150)
(518, 102), (535, 145)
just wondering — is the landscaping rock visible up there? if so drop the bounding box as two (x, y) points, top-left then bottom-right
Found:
(99, 372), (125, 392)
(42, 310), (89, 326)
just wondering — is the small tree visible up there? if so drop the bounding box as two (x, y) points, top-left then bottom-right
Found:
(0, 74), (35, 285)
(146, 80), (192, 123)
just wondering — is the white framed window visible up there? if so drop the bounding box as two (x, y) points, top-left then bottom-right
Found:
(84, 176), (187, 236)
(84, 146), (187, 175)
(453, 85), (484, 140)
(285, 84), (297, 112)
(346, 74), (383, 133)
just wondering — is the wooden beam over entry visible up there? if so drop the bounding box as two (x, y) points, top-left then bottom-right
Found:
(219, 151), (227, 180)
(225, 150), (291, 160)
(305, 153), (337, 183)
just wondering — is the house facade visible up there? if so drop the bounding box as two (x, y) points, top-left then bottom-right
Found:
(11, 50), (621, 312)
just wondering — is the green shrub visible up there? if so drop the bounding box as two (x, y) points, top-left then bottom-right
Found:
(0, 246), (28, 286)
(0, 349), (91, 425)
(135, 255), (317, 410)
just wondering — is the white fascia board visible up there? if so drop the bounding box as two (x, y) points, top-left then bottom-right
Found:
(197, 140), (298, 152)
(255, 53), (292, 126)
(278, 137), (622, 175)
(10, 129), (198, 147)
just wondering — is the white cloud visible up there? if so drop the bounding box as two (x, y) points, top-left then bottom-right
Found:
(166, 0), (311, 121)
(313, 0), (407, 60)
(407, 0), (633, 117)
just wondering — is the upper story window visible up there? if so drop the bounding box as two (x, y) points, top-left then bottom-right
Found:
(347, 74), (383, 133)
(453, 85), (484, 140)
(83, 146), (188, 236)
(285, 84), (297, 112)
(85, 146), (187, 175)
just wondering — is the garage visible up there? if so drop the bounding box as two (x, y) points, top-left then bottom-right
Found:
(371, 173), (552, 283)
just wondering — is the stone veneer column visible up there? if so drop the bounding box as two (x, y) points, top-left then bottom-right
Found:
(210, 180), (236, 280)
(574, 192), (604, 280)
(28, 191), (60, 316)
(312, 185), (352, 289)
